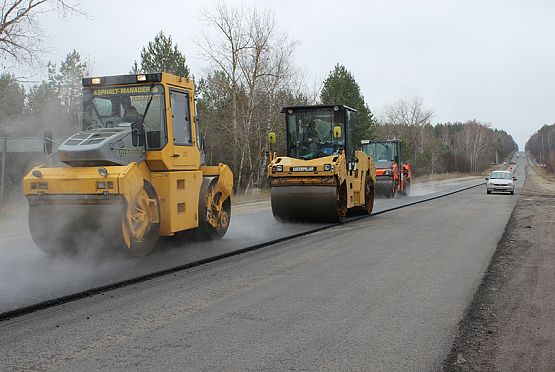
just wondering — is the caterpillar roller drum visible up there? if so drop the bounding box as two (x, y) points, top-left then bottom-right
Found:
(23, 72), (233, 256)
(267, 105), (376, 223)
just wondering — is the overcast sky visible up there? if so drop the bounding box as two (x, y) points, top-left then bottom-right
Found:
(12, 0), (555, 148)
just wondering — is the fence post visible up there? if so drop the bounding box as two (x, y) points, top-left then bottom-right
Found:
(0, 137), (6, 209)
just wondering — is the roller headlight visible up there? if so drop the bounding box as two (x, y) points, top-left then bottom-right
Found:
(31, 182), (48, 190)
(275, 165), (283, 172)
(98, 167), (108, 177)
(324, 164), (332, 171)
(96, 181), (114, 189)
(31, 170), (43, 178)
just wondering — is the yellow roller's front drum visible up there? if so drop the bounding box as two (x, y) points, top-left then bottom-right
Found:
(28, 202), (125, 256)
(271, 184), (347, 223)
(121, 183), (160, 257)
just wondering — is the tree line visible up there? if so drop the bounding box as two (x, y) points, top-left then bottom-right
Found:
(526, 124), (555, 172)
(0, 1), (517, 194)
(0, 50), (89, 137)
(378, 97), (516, 175)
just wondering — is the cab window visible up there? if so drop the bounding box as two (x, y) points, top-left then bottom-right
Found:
(170, 90), (192, 145)
(82, 84), (167, 150)
(345, 109), (356, 161)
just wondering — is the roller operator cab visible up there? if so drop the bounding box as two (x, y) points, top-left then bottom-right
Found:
(267, 105), (376, 222)
(361, 139), (412, 198)
(23, 73), (233, 256)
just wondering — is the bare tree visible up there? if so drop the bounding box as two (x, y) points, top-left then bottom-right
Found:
(457, 120), (491, 172)
(380, 96), (434, 172)
(382, 96), (433, 127)
(0, 0), (83, 68)
(382, 97), (433, 152)
(197, 1), (300, 191)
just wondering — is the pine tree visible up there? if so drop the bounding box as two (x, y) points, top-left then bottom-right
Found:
(320, 64), (376, 143)
(26, 81), (59, 115)
(47, 50), (89, 133)
(131, 31), (190, 77)
(0, 73), (25, 126)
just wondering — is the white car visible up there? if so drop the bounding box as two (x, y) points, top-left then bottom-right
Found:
(485, 170), (516, 195)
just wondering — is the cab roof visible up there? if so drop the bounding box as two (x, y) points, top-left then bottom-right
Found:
(281, 104), (357, 113)
(361, 139), (402, 144)
(82, 72), (193, 90)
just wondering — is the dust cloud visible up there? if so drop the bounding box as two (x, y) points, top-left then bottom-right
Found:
(0, 200), (134, 311)
(0, 108), (138, 312)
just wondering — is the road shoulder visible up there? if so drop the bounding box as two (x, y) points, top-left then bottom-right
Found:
(444, 163), (555, 371)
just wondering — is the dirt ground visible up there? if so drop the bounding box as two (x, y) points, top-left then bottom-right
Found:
(444, 162), (555, 371)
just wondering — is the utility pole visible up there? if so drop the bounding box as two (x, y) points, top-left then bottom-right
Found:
(541, 132), (545, 164)
(0, 138), (7, 209)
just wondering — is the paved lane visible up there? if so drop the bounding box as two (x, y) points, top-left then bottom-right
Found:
(0, 177), (482, 314)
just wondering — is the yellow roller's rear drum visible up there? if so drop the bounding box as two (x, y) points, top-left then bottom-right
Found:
(197, 178), (231, 240)
(363, 176), (375, 215)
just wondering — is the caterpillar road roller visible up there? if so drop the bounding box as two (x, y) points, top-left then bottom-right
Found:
(361, 139), (411, 198)
(267, 105), (376, 222)
(23, 72), (233, 256)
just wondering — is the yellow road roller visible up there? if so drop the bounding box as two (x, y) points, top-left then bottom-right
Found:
(267, 105), (376, 222)
(23, 72), (233, 256)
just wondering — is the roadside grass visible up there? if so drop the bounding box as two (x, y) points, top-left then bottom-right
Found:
(414, 163), (511, 184)
(530, 164), (555, 183)
(232, 189), (270, 206)
(412, 172), (482, 184)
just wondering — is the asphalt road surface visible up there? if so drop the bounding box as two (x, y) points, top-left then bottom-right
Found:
(0, 157), (525, 371)
(0, 177), (483, 314)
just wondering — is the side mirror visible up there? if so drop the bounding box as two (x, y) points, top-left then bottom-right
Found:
(333, 126), (342, 139)
(131, 122), (145, 147)
(485, 177), (489, 180)
(43, 131), (53, 155)
(513, 177), (517, 181)
(268, 132), (276, 144)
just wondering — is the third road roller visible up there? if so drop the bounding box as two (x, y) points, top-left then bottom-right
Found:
(361, 139), (412, 198)
(267, 105), (376, 223)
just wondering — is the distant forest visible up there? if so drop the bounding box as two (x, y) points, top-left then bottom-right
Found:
(526, 124), (555, 172)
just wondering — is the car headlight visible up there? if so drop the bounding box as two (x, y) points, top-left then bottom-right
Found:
(324, 164), (332, 171)
(384, 169), (393, 176)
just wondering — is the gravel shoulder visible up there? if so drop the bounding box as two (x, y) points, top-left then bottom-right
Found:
(444, 162), (555, 371)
